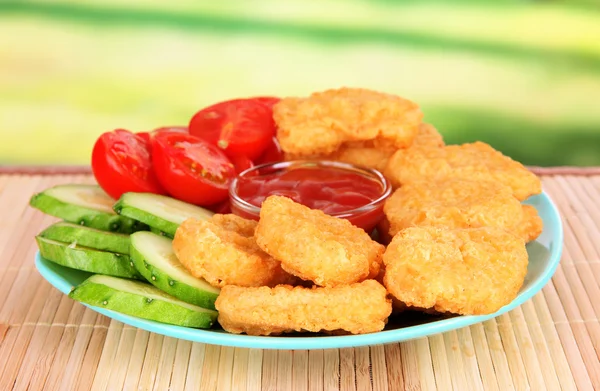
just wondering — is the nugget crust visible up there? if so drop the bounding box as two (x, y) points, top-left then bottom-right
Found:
(215, 280), (392, 335)
(412, 123), (445, 148)
(274, 87), (422, 156)
(282, 141), (396, 172)
(383, 178), (542, 242)
(383, 227), (528, 315)
(319, 123), (443, 172)
(331, 144), (396, 172)
(255, 196), (385, 287)
(173, 215), (294, 288)
(518, 205), (544, 243)
(384, 142), (541, 200)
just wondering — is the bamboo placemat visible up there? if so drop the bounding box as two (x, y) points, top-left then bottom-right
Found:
(0, 169), (599, 391)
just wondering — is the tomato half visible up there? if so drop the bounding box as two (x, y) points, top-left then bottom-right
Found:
(152, 126), (187, 134)
(137, 126), (187, 144)
(136, 131), (151, 145)
(229, 154), (254, 174)
(253, 96), (280, 109)
(151, 131), (236, 205)
(189, 98), (277, 161)
(255, 137), (284, 165)
(91, 129), (166, 200)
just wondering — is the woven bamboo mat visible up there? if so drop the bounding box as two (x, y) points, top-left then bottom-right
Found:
(0, 169), (599, 391)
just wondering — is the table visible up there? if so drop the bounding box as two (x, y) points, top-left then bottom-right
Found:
(1, 167), (599, 390)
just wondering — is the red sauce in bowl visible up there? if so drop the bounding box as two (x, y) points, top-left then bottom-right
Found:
(229, 160), (391, 231)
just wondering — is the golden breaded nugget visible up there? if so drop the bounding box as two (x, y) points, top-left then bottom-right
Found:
(283, 123), (443, 172)
(383, 226), (529, 315)
(211, 213), (256, 236)
(282, 142), (395, 172)
(383, 178), (542, 242)
(412, 123), (445, 148)
(274, 87), (422, 156)
(324, 122), (444, 164)
(331, 144), (396, 172)
(255, 196), (384, 287)
(367, 256), (384, 281)
(517, 205), (544, 243)
(173, 215), (295, 288)
(330, 123), (444, 171)
(384, 141), (541, 200)
(215, 280), (392, 335)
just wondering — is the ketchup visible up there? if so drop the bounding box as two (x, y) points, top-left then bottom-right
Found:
(230, 162), (390, 231)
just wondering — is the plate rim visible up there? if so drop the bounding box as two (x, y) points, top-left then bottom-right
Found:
(34, 191), (563, 350)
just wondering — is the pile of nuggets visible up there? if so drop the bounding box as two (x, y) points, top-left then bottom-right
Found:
(173, 87), (544, 336)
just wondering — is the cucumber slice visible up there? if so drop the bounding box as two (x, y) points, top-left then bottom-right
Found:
(150, 227), (173, 239)
(130, 231), (220, 309)
(30, 184), (147, 234)
(69, 274), (217, 328)
(114, 193), (213, 237)
(36, 236), (142, 279)
(40, 222), (130, 254)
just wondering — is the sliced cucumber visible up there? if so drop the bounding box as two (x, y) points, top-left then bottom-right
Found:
(30, 184), (147, 234)
(69, 274), (217, 328)
(40, 222), (130, 254)
(114, 192), (213, 237)
(130, 231), (220, 309)
(150, 227), (173, 239)
(36, 236), (142, 279)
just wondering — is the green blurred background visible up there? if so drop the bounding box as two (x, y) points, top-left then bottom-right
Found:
(1, 0), (599, 167)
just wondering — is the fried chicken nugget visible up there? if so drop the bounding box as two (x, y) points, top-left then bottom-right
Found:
(173, 214), (295, 288)
(383, 226), (529, 315)
(274, 87), (423, 157)
(383, 178), (543, 242)
(330, 143), (396, 172)
(282, 123), (443, 172)
(282, 141), (396, 172)
(384, 141), (541, 200)
(255, 196), (385, 287)
(412, 123), (445, 148)
(517, 204), (544, 243)
(328, 123), (444, 171)
(215, 280), (392, 335)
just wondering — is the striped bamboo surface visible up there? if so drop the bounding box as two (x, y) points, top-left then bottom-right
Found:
(0, 169), (599, 391)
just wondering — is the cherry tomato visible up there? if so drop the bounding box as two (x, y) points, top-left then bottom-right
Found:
(137, 126), (187, 144)
(253, 96), (280, 109)
(189, 98), (276, 161)
(208, 199), (232, 214)
(229, 154), (254, 174)
(136, 131), (151, 145)
(152, 126), (187, 134)
(255, 137), (284, 165)
(151, 131), (236, 205)
(91, 129), (166, 200)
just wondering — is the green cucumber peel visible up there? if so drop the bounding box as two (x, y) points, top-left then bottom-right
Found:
(114, 192), (213, 237)
(36, 236), (142, 279)
(39, 221), (131, 255)
(69, 274), (217, 329)
(30, 184), (147, 234)
(130, 231), (220, 310)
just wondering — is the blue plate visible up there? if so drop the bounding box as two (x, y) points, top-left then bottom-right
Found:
(35, 192), (563, 350)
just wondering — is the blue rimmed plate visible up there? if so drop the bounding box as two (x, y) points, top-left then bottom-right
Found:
(35, 192), (563, 350)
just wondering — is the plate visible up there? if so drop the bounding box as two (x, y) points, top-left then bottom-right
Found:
(35, 192), (563, 350)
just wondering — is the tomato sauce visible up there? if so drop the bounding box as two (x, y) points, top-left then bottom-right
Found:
(230, 162), (391, 231)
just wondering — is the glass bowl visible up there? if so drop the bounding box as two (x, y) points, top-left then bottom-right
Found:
(229, 160), (392, 232)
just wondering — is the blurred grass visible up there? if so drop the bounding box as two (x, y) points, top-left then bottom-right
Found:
(1, 1), (599, 166)
(5, 1), (600, 68)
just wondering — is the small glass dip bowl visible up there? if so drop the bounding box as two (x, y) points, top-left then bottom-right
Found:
(229, 160), (392, 232)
